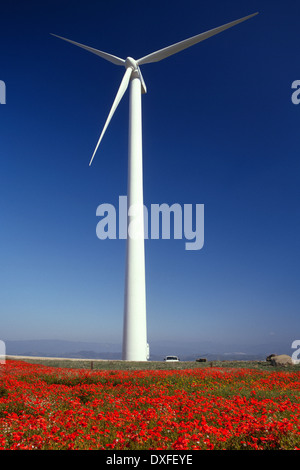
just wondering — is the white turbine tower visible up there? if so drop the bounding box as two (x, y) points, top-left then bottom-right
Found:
(52, 12), (258, 361)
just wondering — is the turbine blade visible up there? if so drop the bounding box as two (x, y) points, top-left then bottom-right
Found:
(51, 34), (125, 66)
(89, 67), (132, 166)
(138, 66), (147, 94)
(137, 12), (258, 65)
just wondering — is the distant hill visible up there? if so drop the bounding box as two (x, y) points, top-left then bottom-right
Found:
(4, 339), (121, 359)
(3, 338), (292, 361)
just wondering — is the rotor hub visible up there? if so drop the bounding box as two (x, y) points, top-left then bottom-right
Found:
(125, 57), (138, 71)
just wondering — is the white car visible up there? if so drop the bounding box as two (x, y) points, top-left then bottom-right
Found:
(164, 356), (179, 362)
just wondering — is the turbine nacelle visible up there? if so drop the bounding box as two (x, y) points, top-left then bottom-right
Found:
(125, 57), (147, 94)
(125, 56), (138, 71)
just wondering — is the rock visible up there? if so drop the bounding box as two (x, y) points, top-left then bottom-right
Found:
(266, 354), (276, 362)
(270, 354), (293, 367)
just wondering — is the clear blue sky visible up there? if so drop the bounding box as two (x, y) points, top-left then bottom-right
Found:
(0, 0), (299, 354)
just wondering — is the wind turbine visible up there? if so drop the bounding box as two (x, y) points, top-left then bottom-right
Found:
(52, 12), (258, 361)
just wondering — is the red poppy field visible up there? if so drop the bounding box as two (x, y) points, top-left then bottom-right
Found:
(0, 359), (300, 450)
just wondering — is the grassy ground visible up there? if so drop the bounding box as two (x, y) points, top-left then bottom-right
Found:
(6, 356), (300, 372)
